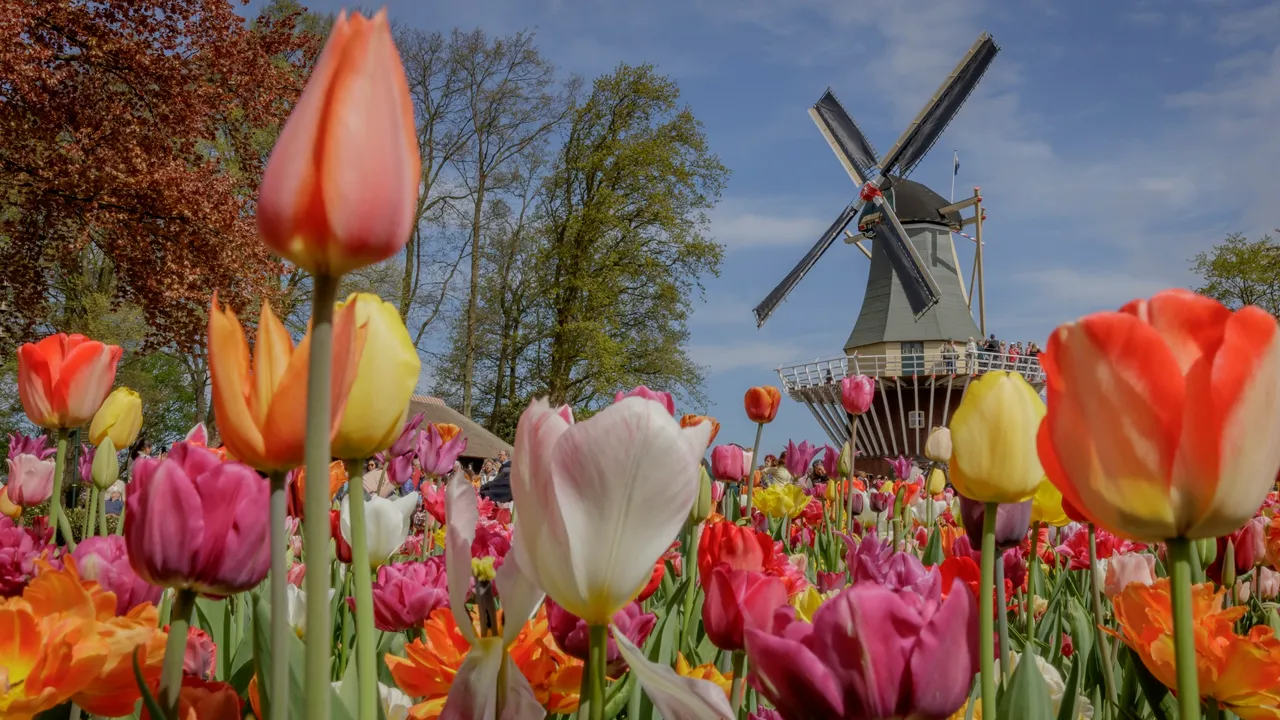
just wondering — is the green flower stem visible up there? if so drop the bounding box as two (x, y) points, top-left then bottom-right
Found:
(50, 429), (76, 550)
(1026, 521), (1040, 647)
(115, 500), (126, 536)
(995, 553), (1010, 680)
(85, 486), (98, 538)
(303, 272), (339, 720)
(680, 523), (702, 652)
(1168, 537), (1203, 720)
(585, 624), (608, 720)
(745, 422), (764, 516)
(1088, 524), (1118, 708)
(267, 471), (289, 720)
(979, 501), (997, 718)
(730, 650), (748, 715)
(344, 461), (378, 720)
(844, 416), (860, 531)
(97, 487), (107, 537)
(159, 588), (197, 716)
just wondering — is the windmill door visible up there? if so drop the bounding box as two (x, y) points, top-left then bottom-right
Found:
(901, 342), (924, 376)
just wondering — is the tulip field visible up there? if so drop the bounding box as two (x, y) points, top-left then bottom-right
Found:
(5, 7), (1280, 720)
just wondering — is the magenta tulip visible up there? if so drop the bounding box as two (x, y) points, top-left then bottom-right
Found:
(746, 577), (979, 720)
(365, 558), (449, 631)
(124, 442), (270, 597)
(77, 444), (95, 485)
(846, 533), (940, 597)
(546, 598), (657, 678)
(73, 535), (163, 615)
(710, 444), (747, 482)
(416, 423), (467, 478)
(703, 564), (788, 652)
(7, 432), (54, 461)
(840, 374), (874, 416)
(783, 440), (820, 478)
(0, 516), (42, 597)
(614, 385), (676, 416)
(6, 453), (55, 507)
(889, 455), (913, 481)
(819, 445), (838, 477)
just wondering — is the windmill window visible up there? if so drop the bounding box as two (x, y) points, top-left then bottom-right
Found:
(901, 342), (924, 376)
(908, 410), (925, 429)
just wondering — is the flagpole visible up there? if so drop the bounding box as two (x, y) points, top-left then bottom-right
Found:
(950, 150), (957, 203)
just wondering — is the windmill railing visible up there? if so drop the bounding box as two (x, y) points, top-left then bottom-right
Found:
(776, 349), (1043, 393)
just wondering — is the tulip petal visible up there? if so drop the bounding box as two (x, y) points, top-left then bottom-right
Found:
(57, 341), (121, 427)
(438, 636), (545, 720)
(17, 341), (57, 427)
(495, 549), (545, 647)
(909, 578), (979, 717)
(1180, 306), (1280, 538)
(208, 297), (268, 467)
(1120, 289), (1231, 374)
(614, 629), (733, 720)
(135, 459), (204, 587)
(445, 471), (480, 644)
(1040, 315), (1182, 540)
(543, 398), (709, 623)
(510, 400), (574, 603)
(252, 302), (295, 427)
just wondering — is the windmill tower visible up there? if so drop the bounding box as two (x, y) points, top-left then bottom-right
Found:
(756, 33), (1045, 470)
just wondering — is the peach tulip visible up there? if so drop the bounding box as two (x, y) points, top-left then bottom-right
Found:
(257, 10), (420, 277)
(207, 294), (365, 471)
(1039, 289), (1280, 541)
(1103, 552), (1157, 598)
(17, 333), (122, 429)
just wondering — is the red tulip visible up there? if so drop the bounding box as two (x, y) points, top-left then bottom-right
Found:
(697, 520), (774, 581)
(17, 333), (122, 429)
(744, 386), (782, 423)
(330, 510), (352, 564)
(702, 565), (787, 651)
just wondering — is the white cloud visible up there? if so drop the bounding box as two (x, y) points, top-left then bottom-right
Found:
(709, 197), (833, 248)
(690, 336), (832, 374)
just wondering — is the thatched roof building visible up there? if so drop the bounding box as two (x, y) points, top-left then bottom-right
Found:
(407, 395), (512, 466)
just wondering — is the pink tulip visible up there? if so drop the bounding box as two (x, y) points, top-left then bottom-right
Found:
(746, 578), (979, 719)
(840, 374), (874, 415)
(77, 445), (95, 485)
(1103, 552), (1157, 598)
(5, 453), (55, 507)
(7, 432), (54, 461)
(710, 444), (747, 482)
(614, 385), (676, 416)
(416, 423), (467, 478)
(182, 627), (218, 680)
(703, 565), (788, 652)
(364, 558), (449, 632)
(819, 445), (838, 477)
(546, 598), (657, 677)
(556, 404), (575, 424)
(0, 516), (42, 597)
(889, 454), (913, 481)
(73, 536), (162, 615)
(184, 423), (209, 446)
(287, 562), (306, 587)
(124, 442), (270, 597)
(783, 440), (820, 478)
(710, 481), (725, 505)
(816, 571), (844, 593)
(257, 10), (420, 276)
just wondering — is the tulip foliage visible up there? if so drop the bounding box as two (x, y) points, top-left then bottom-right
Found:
(6, 3), (1280, 718)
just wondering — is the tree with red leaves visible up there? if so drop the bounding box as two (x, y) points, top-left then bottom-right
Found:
(0, 0), (320, 354)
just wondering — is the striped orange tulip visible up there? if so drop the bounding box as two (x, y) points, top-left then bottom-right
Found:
(744, 386), (781, 424)
(1039, 289), (1280, 541)
(17, 333), (122, 429)
(680, 414), (721, 446)
(207, 294), (366, 471)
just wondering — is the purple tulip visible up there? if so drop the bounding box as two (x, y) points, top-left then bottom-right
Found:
(73, 535), (163, 615)
(78, 444), (96, 485)
(819, 445), (838, 478)
(959, 496), (1033, 552)
(869, 491), (892, 514)
(746, 578), (979, 720)
(889, 455), (913, 481)
(848, 492), (865, 516)
(840, 374), (875, 416)
(124, 442), (270, 597)
(415, 424), (467, 478)
(784, 440), (820, 478)
(362, 558), (449, 631)
(846, 533), (940, 597)
(614, 385), (676, 416)
(7, 432), (54, 462)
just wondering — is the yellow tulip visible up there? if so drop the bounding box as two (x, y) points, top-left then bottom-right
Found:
(790, 586), (836, 623)
(331, 293), (421, 460)
(88, 387), (142, 449)
(1031, 478), (1070, 527)
(774, 484), (809, 519)
(949, 371), (1045, 504)
(927, 467), (947, 495)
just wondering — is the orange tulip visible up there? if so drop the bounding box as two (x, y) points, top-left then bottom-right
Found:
(675, 653), (732, 699)
(744, 386), (782, 424)
(0, 486), (20, 519)
(1039, 289), (1280, 542)
(432, 422), (461, 444)
(257, 9), (420, 277)
(207, 294), (366, 471)
(288, 459), (349, 518)
(143, 677), (242, 720)
(680, 414), (721, 446)
(17, 333), (122, 429)
(1112, 579), (1280, 716)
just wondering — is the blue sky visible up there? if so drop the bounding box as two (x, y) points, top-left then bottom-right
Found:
(265, 0), (1280, 452)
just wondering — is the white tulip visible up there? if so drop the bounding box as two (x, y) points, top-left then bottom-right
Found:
(340, 492), (419, 567)
(287, 584), (335, 639)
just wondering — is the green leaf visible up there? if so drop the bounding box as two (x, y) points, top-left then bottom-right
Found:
(1066, 598), (1095, 670)
(133, 646), (170, 720)
(996, 653), (1056, 720)
(192, 597), (228, 681)
(922, 527), (943, 566)
(1129, 646), (1172, 720)
(1055, 653), (1081, 720)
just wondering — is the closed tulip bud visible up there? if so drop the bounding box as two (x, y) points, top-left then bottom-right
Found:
(331, 293), (421, 459)
(924, 426), (951, 463)
(950, 371), (1045, 504)
(710, 444), (747, 482)
(960, 496), (1033, 552)
(88, 387), (142, 449)
(1223, 540), (1237, 589)
(680, 414), (720, 446)
(1103, 552), (1157, 598)
(837, 440), (854, 477)
(91, 437), (120, 491)
(17, 333), (123, 429)
(1197, 537), (1217, 567)
(258, 10), (420, 276)
(125, 443), (271, 597)
(703, 565), (788, 651)
(744, 386), (782, 424)
(869, 491), (891, 514)
(927, 467), (946, 495)
(689, 464), (713, 524)
(840, 374), (874, 415)
(849, 492), (865, 516)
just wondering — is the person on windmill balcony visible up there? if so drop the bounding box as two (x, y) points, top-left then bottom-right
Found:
(941, 340), (958, 374)
(965, 336), (978, 374)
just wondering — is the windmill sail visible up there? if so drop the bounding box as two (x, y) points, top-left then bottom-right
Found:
(810, 90), (880, 185)
(878, 33), (999, 179)
(862, 194), (942, 316)
(753, 202), (861, 327)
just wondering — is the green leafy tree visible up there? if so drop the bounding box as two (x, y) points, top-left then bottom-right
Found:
(1190, 232), (1280, 315)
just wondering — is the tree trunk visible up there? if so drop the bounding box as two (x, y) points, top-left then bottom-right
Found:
(461, 173), (486, 417)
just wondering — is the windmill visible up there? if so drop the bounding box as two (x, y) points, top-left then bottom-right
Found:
(762, 33), (1044, 470)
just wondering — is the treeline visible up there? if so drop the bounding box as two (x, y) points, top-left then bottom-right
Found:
(0, 0), (726, 445)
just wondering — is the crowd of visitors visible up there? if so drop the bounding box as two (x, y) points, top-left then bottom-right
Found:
(937, 335), (1043, 380)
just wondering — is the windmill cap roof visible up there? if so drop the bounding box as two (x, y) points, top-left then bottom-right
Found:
(879, 175), (962, 227)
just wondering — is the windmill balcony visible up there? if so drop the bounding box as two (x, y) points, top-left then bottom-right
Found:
(774, 350), (1044, 466)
